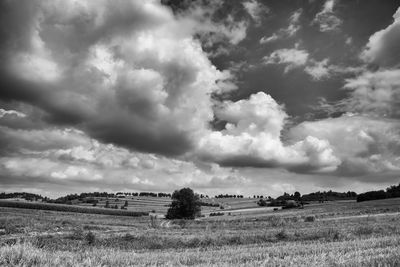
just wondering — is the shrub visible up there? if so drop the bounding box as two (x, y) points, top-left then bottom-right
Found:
(209, 212), (224, 217)
(268, 216), (285, 227)
(304, 216), (315, 222)
(85, 231), (96, 245)
(70, 227), (84, 240)
(354, 225), (374, 236)
(326, 228), (341, 241)
(257, 199), (267, 206)
(275, 229), (288, 240)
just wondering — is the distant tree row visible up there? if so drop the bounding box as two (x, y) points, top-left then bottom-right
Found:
(0, 192), (45, 201)
(214, 194), (244, 198)
(198, 201), (220, 207)
(116, 192), (172, 197)
(52, 192), (115, 204)
(257, 190), (359, 208)
(357, 183), (400, 202)
(50, 191), (173, 204)
(300, 190), (357, 202)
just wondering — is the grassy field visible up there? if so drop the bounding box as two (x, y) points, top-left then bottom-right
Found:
(1, 198), (400, 266)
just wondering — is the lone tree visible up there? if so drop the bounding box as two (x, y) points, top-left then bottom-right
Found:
(166, 188), (201, 219)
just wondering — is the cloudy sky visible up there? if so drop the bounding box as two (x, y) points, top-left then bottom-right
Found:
(1, 0), (400, 198)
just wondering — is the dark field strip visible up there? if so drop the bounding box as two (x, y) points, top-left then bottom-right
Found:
(0, 201), (148, 217)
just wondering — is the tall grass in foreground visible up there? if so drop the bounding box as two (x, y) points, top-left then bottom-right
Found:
(1, 236), (400, 266)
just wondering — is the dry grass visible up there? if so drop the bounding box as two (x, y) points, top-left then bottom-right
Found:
(1, 198), (400, 266)
(1, 236), (399, 266)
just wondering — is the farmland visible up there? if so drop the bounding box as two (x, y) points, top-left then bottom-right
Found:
(1, 197), (400, 266)
(0, 195), (263, 215)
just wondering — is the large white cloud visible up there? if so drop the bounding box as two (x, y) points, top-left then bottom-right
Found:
(334, 7), (400, 118)
(0, 0), (342, 176)
(289, 115), (400, 176)
(361, 7), (400, 67)
(342, 69), (400, 118)
(198, 92), (341, 173)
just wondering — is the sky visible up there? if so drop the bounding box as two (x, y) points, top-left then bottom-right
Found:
(0, 0), (400, 198)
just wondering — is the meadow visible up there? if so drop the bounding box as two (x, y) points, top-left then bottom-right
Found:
(1, 198), (400, 266)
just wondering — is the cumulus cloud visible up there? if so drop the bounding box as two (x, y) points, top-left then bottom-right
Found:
(259, 9), (302, 44)
(0, 0), (238, 156)
(263, 48), (309, 72)
(178, 0), (248, 47)
(342, 69), (400, 118)
(312, 0), (342, 32)
(304, 59), (331, 80)
(322, 7), (400, 119)
(361, 7), (400, 67)
(0, 123), (251, 196)
(243, 0), (269, 26)
(0, 0), (343, 177)
(198, 92), (341, 173)
(265, 47), (362, 79)
(289, 115), (400, 176)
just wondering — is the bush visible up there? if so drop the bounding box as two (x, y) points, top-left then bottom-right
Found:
(166, 188), (201, 220)
(85, 231), (96, 245)
(267, 216), (285, 227)
(324, 228), (341, 241)
(257, 199), (267, 206)
(70, 227), (84, 240)
(275, 229), (288, 240)
(354, 225), (374, 236)
(304, 216), (315, 222)
(209, 212), (224, 217)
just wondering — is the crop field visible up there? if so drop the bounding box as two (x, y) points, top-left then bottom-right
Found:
(1, 198), (400, 266)
(73, 195), (261, 214)
(0, 196), (261, 215)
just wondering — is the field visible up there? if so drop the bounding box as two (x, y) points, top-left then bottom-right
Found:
(1, 198), (400, 266)
(0, 195), (263, 215)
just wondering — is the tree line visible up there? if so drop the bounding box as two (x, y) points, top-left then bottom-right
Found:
(357, 183), (400, 202)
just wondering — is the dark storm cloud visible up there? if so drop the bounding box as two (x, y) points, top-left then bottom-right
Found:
(0, 0), (236, 156)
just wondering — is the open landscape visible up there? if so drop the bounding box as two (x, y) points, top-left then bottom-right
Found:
(2, 0), (400, 266)
(1, 196), (400, 266)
